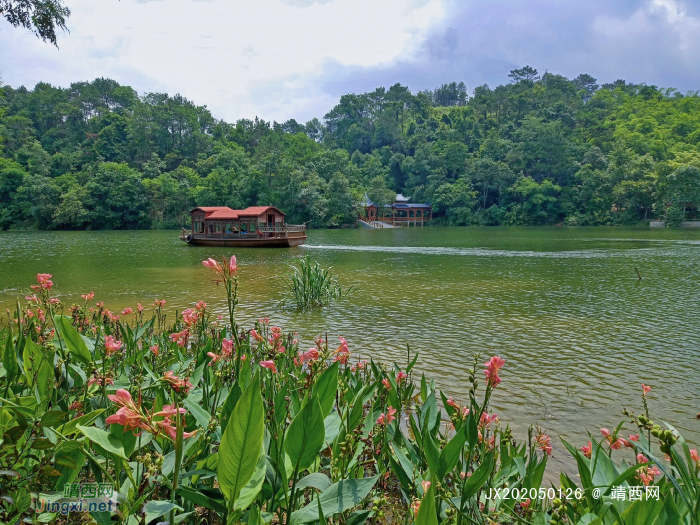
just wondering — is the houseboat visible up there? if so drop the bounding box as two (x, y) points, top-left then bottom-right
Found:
(179, 206), (306, 247)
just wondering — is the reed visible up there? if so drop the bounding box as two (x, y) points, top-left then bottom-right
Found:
(282, 256), (353, 310)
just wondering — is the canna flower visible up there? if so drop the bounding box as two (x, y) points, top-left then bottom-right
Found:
(581, 442), (592, 459)
(153, 405), (186, 418)
(31, 273), (53, 291)
(155, 417), (196, 440)
(122, 307), (133, 315)
(298, 348), (319, 363)
(88, 376), (114, 388)
(421, 481), (431, 493)
(600, 428), (610, 437)
(396, 371), (408, 383)
(259, 360), (277, 373)
(202, 258), (221, 271)
(610, 438), (625, 450)
(637, 453), (647, 464)
(195, 300), (207, 311)
(520, 499), (531, 511)
(105, 389), (149, 434)
(535, 431), (552, 456)
(149, 344), (159, 356)
(376, 406), (397, 426)
(228, 255), (237, 274)
(446, 397), (460, 410)
(25, 294), (38, 303)
(483, 356), (505, 387)
(161, 371), (193, 393)
(169, 329), (189, 347)
(628, 434), (640, 442)
(641, 383), (651, 395)
(182, 308), (197, 326)
(250, 330), (264, 342)
(207, 351), (222, 364)
(137, 303), (144, 313)
(690, 448), (699, 463)
(221, 338), (234, 357)
(104, 335), (123, 355)
(153, 299), (166, 308)
(382, 378), (391, 390)
(81, 292), (95, 301)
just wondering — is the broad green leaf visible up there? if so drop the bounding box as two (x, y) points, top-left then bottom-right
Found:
(144, 501), (183, 524)
(415, 483), (438, 525)
(22, 339), (54, 404)
(3, 333), (19, 382)
(110, 422), (137, 458)
(177, 487), (226, 513)
(221, 381), (242, 434)
(218, 373), (264, 508)
(77, 424), (127, 459)
(40, 410), (68, 428)
(311, 361), (338, 418)
(60, 409), (105, 436)
(437, 425), (466, 480)
(295, 472), (332, 492)
(286, 396), (325, 472)
(462, 452), (493, 501)
(290, 475), (379, 524)
(617, 496), (664, 525)
(651, 494), (681, 525)
(54, 315), (93, 365)
(183, 395), (212, 429)
(235, 451), (266, 510)
(53, 441), (86, 491)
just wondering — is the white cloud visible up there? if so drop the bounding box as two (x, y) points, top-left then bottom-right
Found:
(0, 0), (448, 121)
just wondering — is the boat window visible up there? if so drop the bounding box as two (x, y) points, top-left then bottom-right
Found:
(241, 223), (247, 234)
(225, 223), (233, 234)
(214, 223), (222, 233)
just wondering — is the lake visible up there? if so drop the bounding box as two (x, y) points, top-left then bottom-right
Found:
(1, 226), (698, 468)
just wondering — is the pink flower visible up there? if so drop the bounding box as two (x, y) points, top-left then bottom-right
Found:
(377, 406), (397, 426)
(221, 338), (234, 357)
(421, 481), (431, 493)
(121, 307), (133, 315)
(207, 351), (221, 364)
(240, 354), (246, 362)
(581, 442), (592, 459)
(137, 303), (144, 313)
(250, 330), (264, 342)
(81, 292), (94, 301)
(642, 383), (651, 395)
(195, 300), (207, 311)
(535, 431), (552, 456)
(610, 438), (625, 450)
(202, 258), (222, 271)
(153, 299), (166, 308)
(169, 329), (189, 347)
(155, 417), (196, 440)
(520, 499), (531, 511)
(32, 273), (53, 290)
(161, 371), (193, 393)
(688, 448), (698, 463)
(182, 308), (197, 326)
(483, 356), (505, 387)
(628, 434), (639, 442)
(104, 335), (123, 355)
(382, 378), (391, 390)
(446, 397), (460, 410)
(105, 390), (148, 434)
(260, 360), (277, 373)
(25, 294), (38, 303)
(149, 344), (159, 356)
(298, 348), (319, 363)
(396, 371), (408, 383)
(153, 405), (187, 418)
(600, 428), (611, 437)
(228, 255), (237, 274)
(637, 453), (647, 464)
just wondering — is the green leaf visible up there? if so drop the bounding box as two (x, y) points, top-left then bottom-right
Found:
(286, 396), (325, 472)
(177, 487), (226, 513)
(235, 451), (266, 510)
(183, 395), (212, 429)
(54, 441), (86, 491)
(295, 472), (332, 492)
(22, 339), (54, 404)
(60, 409), (105, 436)
(415, 483), (438, 525)
(3, 333), (19, 382)
(311, 361), (339, 418)
(144, 501), (183, 524)
(40, 410), (68, 428)
(77, 424), (127, 459)
(110, 422), (137, 458)
(462, 452), (493, 501)
(218, 372), (264, 509)
(290, 475), (379, 524)
(437, 425), (466, 480)
(221, 382), (242, 434)
(54, 315), (93, 365)
(617, 496), (664, 525)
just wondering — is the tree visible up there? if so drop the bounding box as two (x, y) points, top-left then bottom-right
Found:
(508, 66), (540, 83)
(0, 0), (70, 45)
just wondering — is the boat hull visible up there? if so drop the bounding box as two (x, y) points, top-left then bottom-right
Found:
(179, 236), (306, 248)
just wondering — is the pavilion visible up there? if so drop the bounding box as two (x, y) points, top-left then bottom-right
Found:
(362, 193), (432, 226)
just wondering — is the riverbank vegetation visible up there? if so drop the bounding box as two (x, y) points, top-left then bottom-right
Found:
(281, 257), (352, 311)
(1, 261), (699, 525)
(1, 69), (699, 230)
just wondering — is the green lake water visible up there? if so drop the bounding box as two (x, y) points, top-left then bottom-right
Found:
(1, 227), (698, 470)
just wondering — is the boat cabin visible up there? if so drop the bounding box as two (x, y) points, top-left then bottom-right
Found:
(182, 206), (306, 247)
(362, 193), (432, 226)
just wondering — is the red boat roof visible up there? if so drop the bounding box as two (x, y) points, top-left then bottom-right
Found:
(191, 206), (285, 219)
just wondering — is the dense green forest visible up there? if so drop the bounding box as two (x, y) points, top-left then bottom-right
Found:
(1, 67), (699, 230)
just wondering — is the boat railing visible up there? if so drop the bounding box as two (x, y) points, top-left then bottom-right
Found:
(258, 225), (306, 233)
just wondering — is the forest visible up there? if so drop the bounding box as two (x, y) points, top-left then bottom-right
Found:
(1, 67), (700, 230)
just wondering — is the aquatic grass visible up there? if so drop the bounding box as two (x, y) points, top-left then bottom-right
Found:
(281, 256), (354, 311)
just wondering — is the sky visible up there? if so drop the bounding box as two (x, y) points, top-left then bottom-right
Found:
(1, 0), (700, 123)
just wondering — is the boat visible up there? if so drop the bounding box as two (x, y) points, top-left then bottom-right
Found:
(179, 206), (306, 247)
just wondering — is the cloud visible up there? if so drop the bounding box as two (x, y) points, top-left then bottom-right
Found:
(0, 0), (698, 123)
